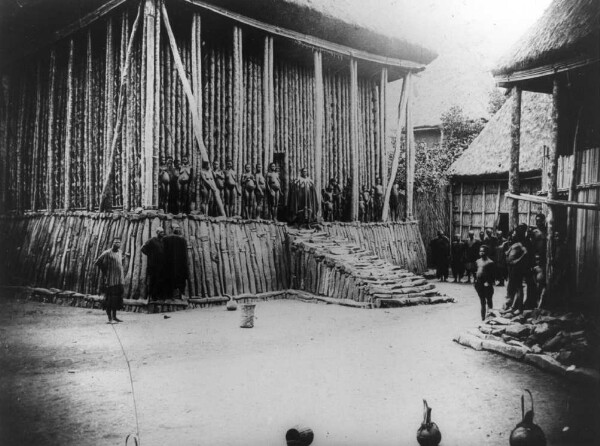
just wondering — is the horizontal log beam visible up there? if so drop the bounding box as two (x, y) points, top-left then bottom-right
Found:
(180, 0), (425, 72)
(505, 192), (600, 211)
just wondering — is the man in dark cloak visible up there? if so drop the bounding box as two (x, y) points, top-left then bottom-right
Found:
(464, 230), (482, 283)
(141, 227), (166, 301)
(163, 223), (189, 299)
(450, 234), (466, 283)
(288, 167), (319, 227)
(430, 231), (450, 281)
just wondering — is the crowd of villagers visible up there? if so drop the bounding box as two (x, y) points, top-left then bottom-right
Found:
(429, 213), (563, 320)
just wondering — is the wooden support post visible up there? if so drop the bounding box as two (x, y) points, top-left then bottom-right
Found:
(31, 62), (42, 211)
(494, 180), (501, 228)
(233, 26), (243, 188)
(120, 10), (130, 211)
(382, 73), (408, 221)
(104, 18), (115, 201)
(0, 75), (8, 212)
(313, 50), (324, 216)
(508, 86), (522, 231)
(263, 36), (275, 170)
(405, 73), (415, 220)
(567, 108), (582, 243)
(153, 0), (161, 208)
(459, 182), (464, 237)
(64, 39), (75, 210)
(161, 1), (225, 215)
(141, 0), (157, 208)
(546, 77), (561, 303)
(481, 182), (486, 231)
(85, 30), (93, 210)
(349, 58), (359, 221)
(379, 67), (388, 188)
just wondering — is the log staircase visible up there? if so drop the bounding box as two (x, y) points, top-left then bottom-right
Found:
(289, 229), (454, 309)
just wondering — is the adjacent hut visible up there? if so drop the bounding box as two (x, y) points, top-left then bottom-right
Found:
(448, 91), (552, 237)
(492, 0), (600, 311)
(0, 0), (437, 305)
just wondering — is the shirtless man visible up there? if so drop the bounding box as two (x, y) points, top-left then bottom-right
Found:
(266, 162), (281, 221)
(254, 164), (266, 219)
(241, 164), (257, 219)
(212, 161), (225, 216)
(322, 185), (334, 222)
(158, 159), (170, 212)
(199, 161), (217, 215)
(166, 157), (179, 214)
(329, 177), (342, 221)
(178, 156), (192, 214)
(372, 177), (384, 221)
(474, 245), (495, 320)
(390, 183), (401, 221)
(224, 159), (241, 217)
(361, 185), (372, 222)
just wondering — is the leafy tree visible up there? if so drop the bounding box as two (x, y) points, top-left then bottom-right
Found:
(391, 106), (486, 192)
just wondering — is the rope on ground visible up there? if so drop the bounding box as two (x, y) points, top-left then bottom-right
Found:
(110, 323), (141, 446)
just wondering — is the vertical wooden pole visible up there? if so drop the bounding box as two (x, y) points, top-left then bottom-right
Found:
(45, 52), (56, 210)
(379, 68), (388, 187)
(85, 30), (93, 210)
(31, 62), (42, 211)
(481, 182), (486, 231)
(405, 73), (415, 220)
(459, 182), (464, 238)
(382, 73), (408, 221)
(313, 50), (324, 216)
(0, 75), (8, 212)
(233, 26), (243, 188)
(64, 39), (75, 210)
(567, 108), (582, 242)
(494, 180), (501, 228)
(546, 77), (560, 302)
(508, 86), (522, 231)
(349, 58), (359, 221)
(120, 10), (130, 211)
(263, 36), (275, 170)
(104, 17), (115, 204)
(141, 0), (157, 208)
(153, 0), (161, 208)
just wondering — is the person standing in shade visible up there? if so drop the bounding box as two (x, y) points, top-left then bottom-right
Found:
(450, 234), (466, 283)
(495, 230), (508, 286)
(94, 238), (125, 323)
(141, 227), (166, 302)
(163, 224), (189, 299)
(430, 231), (450, 281)
(474, 245), (495, 321)
(464, 230), (481, 283)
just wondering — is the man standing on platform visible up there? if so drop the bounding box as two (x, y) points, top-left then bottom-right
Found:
(141, 227), (166, 302)
(163, 224), (189, 299)
(94, 238), (125, 324)
(288, 167), (319, 227)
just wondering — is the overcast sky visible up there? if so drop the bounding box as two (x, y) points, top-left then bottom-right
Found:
(345, 0), (553, 67)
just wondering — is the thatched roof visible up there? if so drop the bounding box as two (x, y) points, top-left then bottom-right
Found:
(0, 0), (437, 68)
(493, 0), (600, 77)
(411, 47), (494, 128)
(448, 91), (552, 178)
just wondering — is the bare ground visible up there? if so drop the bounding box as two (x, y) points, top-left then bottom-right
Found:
(0, 282), (598, 446)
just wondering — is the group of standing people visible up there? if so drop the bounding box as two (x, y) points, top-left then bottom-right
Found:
(140, 224), (189, 301)
(429, 213), (551, 321)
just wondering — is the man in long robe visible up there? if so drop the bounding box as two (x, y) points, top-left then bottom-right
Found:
(94, 238), (125, 323)
(430, 231), (450, 281)
(163, 224), (189, 299)
(141, 227), (166, 301)
(288, 167), (319, 227)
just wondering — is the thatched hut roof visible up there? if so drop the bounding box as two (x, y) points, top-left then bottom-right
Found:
(493, 0), (600, 79)
(0, 0), (437, 68)
(448, 91), (552, 178)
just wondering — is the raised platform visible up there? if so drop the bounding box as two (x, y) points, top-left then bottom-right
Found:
(289, 229), (454, 308)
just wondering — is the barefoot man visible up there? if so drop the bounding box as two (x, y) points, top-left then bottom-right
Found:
(94, 238), (125, 324)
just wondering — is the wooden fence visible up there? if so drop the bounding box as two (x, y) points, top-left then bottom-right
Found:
(0, 212), (289, 300)
(323, 220), (427, 273)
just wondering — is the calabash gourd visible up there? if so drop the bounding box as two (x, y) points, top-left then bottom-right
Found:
(509, 389), (546, 446)
(417, 399), (442, 446)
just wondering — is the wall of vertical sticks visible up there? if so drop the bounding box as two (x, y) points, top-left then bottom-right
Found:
(0, 213), (290, 300)
(0, 2), (390, 219)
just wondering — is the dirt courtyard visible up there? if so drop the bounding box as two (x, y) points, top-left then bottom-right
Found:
(0, 283), (597, 446)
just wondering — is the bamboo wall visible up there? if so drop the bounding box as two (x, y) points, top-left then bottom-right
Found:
(0, 3), (390, 217)
(323, 220), (427, 273)
(571, 147), (600, 304)
(451, 177), (542, 238)
(1, 5), (146, 213)
(0, 212), (289, 300)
